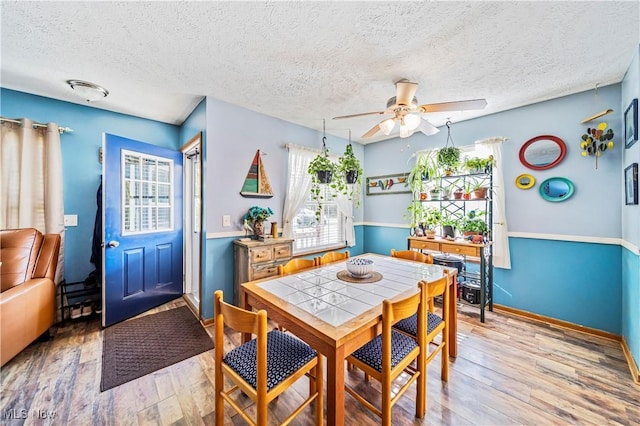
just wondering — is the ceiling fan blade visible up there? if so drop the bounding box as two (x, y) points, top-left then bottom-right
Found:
(418, 98), (487, 113)
(362, 121), (385, 138)
(418, 118), (440, 136)
(396, 80), (419, 106)
(332, 111), (387, 120)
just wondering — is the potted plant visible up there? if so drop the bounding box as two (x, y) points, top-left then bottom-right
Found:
(308, 145), (337, 184)
(437, 146), (461, 175)
(337, 143), (362, 185)
(407, 151), (439, 195)
(335, 143), (363, 207)
(462, 181), (473, 200)
(429, 185), (443, 200)
(459, 209), (488, 236)
(243, 206), (274, 238)
(463, 156), (495, 174)
(423, 207), (442, 239)
(472, 179), (489, 199)
(405, 201), (427, 236)
(308, 143), (338, 220)
(439, 211), (461, 239)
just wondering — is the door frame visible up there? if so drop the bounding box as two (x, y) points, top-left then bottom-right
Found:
(181, 133), (204, 319)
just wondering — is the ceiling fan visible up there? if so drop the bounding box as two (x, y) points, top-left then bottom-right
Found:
(333, 79), (487, 139)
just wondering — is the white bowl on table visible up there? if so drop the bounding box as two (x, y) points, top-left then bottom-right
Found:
(346, 258), (374, 277)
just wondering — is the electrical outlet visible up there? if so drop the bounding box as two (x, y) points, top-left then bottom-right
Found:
(222, 215), (231, 227)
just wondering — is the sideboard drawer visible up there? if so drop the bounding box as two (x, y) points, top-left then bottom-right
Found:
(234, 239), (294, 306)
(409, 239), (440, 251)
(252, 264), (279, 280)
(250, 247), (273, 263)
(273, 244), (291, 259)
(440, 243), (479, 257)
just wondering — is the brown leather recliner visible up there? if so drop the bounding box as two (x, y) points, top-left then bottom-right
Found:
(1, 228), (61, 366)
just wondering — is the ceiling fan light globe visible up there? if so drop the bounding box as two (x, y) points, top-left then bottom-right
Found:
(399, 124), (412, 138)
(403, 113), (421, 130)
(379, 118), (395, 135)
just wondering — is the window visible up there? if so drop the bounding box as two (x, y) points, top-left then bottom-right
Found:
(122, 150), (174, 234)
(292, 188), (344, 254)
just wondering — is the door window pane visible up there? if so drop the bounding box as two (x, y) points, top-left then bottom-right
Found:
(122, 150), (174, 234)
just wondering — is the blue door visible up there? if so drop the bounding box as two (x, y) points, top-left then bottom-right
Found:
(103, 134), (183, 327)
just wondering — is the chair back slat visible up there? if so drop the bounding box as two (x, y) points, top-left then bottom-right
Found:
(277, 258), (317, 275)
(390, 249), (433, 264)
(319, 250), (350, 265)
(215, 290), (266, 336)
(383, 291), (422, 325)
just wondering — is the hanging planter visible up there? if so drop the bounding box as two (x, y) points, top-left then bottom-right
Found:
(437, 121), (461, 175)
(308, 121), (338, 220)
(338, 137), (363, 186)
(335, 131), (363, 206)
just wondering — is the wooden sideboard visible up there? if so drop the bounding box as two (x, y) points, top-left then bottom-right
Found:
(408, 236), (493, 322)
(233, 238), (293, 305)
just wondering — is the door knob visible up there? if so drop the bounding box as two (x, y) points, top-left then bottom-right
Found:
(107, 240), (120, 248)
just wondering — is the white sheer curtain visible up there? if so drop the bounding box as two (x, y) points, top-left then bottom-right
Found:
(1, 119), (65, 283)
(282, 145), (315, 239)
(475, 136), (511, 269)
(335, 191), (355, 246)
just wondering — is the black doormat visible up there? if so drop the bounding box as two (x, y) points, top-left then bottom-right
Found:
(101, 306), (213, 391)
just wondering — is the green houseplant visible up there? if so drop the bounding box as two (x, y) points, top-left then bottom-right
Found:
(439, 211), (462, 239)
(459, 209), (488, 235)
(462, 156), (495, 174)
(407, 151), (439, 195)
(308, 139), (338, 221)
(437, 146), (461, 175)
(308, 144), (337, 184)
(337, 143), (362, 185)
(335, 143), (363, 206)
(243, 206), (274, 238)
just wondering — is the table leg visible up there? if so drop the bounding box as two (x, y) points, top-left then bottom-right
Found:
(448, 275), (458, 358)
(326, 347), (345, 426)
(240, 290), (251, 344)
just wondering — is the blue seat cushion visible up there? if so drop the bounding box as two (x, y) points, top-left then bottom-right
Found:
(350, 330), (418, 372)
(393, 312), (443, 337)
(223, 330), (316, 391)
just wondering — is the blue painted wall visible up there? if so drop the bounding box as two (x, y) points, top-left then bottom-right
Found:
(1, 88), (180, 283)
(621, 45), (640, 369)
(495, 238), (622, 333)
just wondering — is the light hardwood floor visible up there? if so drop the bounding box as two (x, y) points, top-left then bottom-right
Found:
(1, 298), (639, 425)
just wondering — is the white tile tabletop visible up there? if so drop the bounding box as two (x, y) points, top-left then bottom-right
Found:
(256, 254), (448, 327)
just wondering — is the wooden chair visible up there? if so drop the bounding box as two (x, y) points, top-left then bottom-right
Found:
(345, 284), (427, 426)
(277, 257), (318, 275)
(214, 291), (323, 426)
(391, 249), (438, 311)
(393, 269), (454, 389)
(318, 250), (350, 265)
(390, 248), (433, 264)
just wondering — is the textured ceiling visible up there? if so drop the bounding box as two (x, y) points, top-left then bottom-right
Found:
(1, 1), (639, 144)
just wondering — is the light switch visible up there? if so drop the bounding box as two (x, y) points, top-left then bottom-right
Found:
(222, 215), (231, 227)
(64, 214), (78, 227)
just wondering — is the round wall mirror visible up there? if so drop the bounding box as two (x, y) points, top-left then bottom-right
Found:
(515, 173), (535, 189)
(519, 135), (567, 170)
(539, 177), (574, 202)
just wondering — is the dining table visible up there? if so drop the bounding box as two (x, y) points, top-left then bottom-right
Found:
(240, 253), (458, 426)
